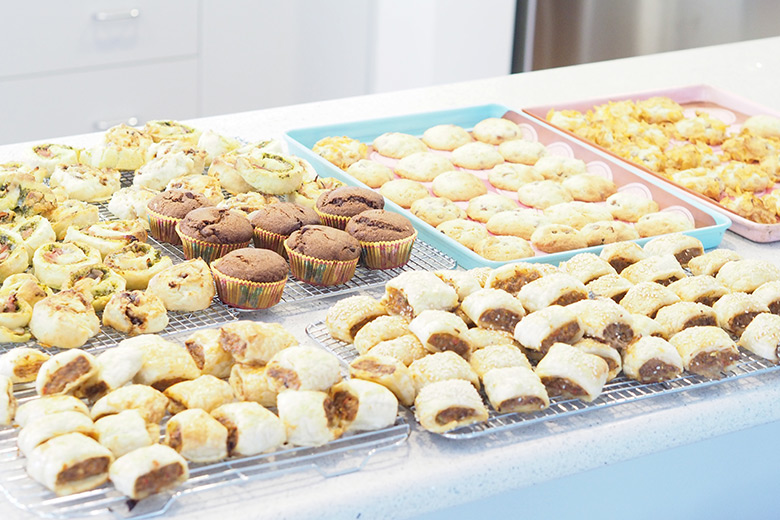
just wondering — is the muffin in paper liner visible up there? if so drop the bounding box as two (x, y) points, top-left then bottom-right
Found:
(314, 208), (351, 230)
(284, 241), (359, 286)
(253, 227), (288, 257)
(211, 266), (287, 309)
(146, 206), (182, 245)
(359, 230), (418, 269)
(176, 222), (250, 264)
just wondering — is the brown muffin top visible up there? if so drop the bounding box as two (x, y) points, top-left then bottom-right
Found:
(148, 189), (211, 219)
(315, 186), (384, 217)
(178, 207), (253, 244)
(213, 247), (288, 282)
(250, 202), (320, 236)
(345, 209), (415, 242)
(285, 225), (361, 261)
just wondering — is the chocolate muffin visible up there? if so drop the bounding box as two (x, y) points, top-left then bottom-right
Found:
(146, 189), (212, 244)
(284, 225), (361, 285)
(250, 202), (320, 256)
(211, 248), (288, 309)
(315, 186), (385, 229)
(178, 207), (253, 244)
(345, 210), (417, 269)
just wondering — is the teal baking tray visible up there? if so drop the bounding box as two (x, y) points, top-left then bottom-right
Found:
(285, 104), (731, 269)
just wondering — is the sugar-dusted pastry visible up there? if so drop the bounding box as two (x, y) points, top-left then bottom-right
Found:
(211, 401), (286, 456)
(395, 152), (455, 182)
(434, 270), (483, 301)
(580, 220), (640, 247)
(91, 384), (168, 423)
(15, 396), (89, 428)
(378, 179), (429, 209)
(483, 366), (549, 414)
(409, 351), (481, 392)
(497, 139), (547, 165)
(0, 347), (49, 383)
(474, 235), (535, 261)
(561, 173), (618, 203)
(654, 301), (717, 337)
(517, 180), (573, 209)
(107, 186), (158, 225)
(620, 254), (686, 286)
(409, 196), (467, 227)
(421, 124), (473, 151)
(559, 253), (617, 285)
(381, 271), (458, 319)
(739, 313), (780, 362)
(531, 224), (587, 253)
(460, 289), (526, 333)
(469, 344), (531, 379)
(63, 220), (148, 259)
(48, 200), (100, 240)
(369, 334), (428, 366)
(451, 141), (504, 170)
(431, 170), (487, 201)
(372, 132), (427, 159)
(164, 374), (235, 414)
(414, 379), (489, 433)
(712, 292), (769, 335)
(29, 288), (100, 349)
(619, 281), (681, 318)
(642, 233), (704, 266)
(352, 315), (411, 356)
(146, 258), (215, 312)
(753, 281), (780, 315)
(543, 201), (614, 230)
(486, 209), (550, 240)
(165, 408), (228, 463)
(667, 276), (728, 307)
(472, 117), (523, 145)
(716, 259), (780, 294)
(35, 350), (98, 396)
(487, 163), (543, 191)
(49, 164), (120, 202)
(622, 336), (684, 383)
(26, 432), (113, 496)
(586, 274), (633, 303)
(8, 215), (55, 257)
(535, 343), (608, 402)
(669, 326), (740, 378)
(605, 191), (659, 222)
(313, 136), (368, 169)
(102, 290), (169, 336)
(325, 294), (387, 344)
(517, 273), (588, 312)
(635, 211), (694, 238)
(349, 353), (416, 407)
(228, 364), (276, 407)
(345, 159), (394, 188)
(94, 409), (157, 458)
(688, 249), (742, 277)
(631, 313), (668, 339)
(32, 241), (101, 290)
(184, 328), (234, 378)
(599, 241), (647, 274)
(265, 345), (342, 393)
(218, 320), (298, 366)
(104, 242), (173, 290)
(61, 264), (126, 312)
(408, 309), (471, 357)
(76, 342), (144, 402)
(109, 444), (189, 500)
(331, 379), (399, 433)
(276, 390), (339, 447)
(567, 298), (635, 350)
(0, 375), (15, 426)
(129, 335), (201, 391)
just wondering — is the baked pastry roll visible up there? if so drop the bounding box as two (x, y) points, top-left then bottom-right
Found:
(712, 292), (769, 335)
(586, 274), (634, 303)
(25, 143), (81, 176)
(165, 408), (228, 463)
(534, 343), (609, 402)
(369, 334), (428, 366)
(0, 228), (29, 282)
(15, 396), (89, 428)
(130, 335), (200, 391)
(0, 347), (49, 383)
(94, 409), (157, 458)
(8, 215), (55, 257)
(408, 309), (471, 357)
(330, 379), (398, 433)
(29, 288), (100, 348)
(109, 444), (189, 500)
(17, 410), (97, 456)
(49, 164), (120, 202)
(26, 432), (113, 496)
(76, 342), (144, 402)
(461, 328), (519, 350)
(276, 390), (340, 447)
(414, 379), (489, 433)
(349, 353), (416, 407)
(164, 374), (235, 414)
(185, 327), (234, 378)
(469, 344), (531, 379)
(669, 326), (740, 378)
(64, 220), (147, 259)
(143, 120), (201, 145)
(0, 272), (52, 308)
(667, 276), (728, 307)
(0, 290), (32, 329)
(133, 151), (202, 191)
(325, 294), (387, 344)
(265, 345), (342, 393)
(460, 289), (526, 333)
(145, 259), (215, 312)
(642, 233), (704, 267)
(567, 298), (635, 350)
(91, 384), (168, 424)
(517, 273), (588, 312)
(433, 270), (482, 302)
(409, 351), (480, 392)
(620, 254), (686, 286)
(619, 282), (681, 318)
(104, 242), (173, 290)
(229, 364), (276, 407)
(716, 259), (780, 294)
(687, 249), (741, 277)
(107, 186), (158, 225)
(166, 173), (225, 205)
(483, 366), (549, 413)
(48, 200), (100, 240)
(654, 301), (717, 337)
(381, 271), (459, 319)
(61, 264), (126, 312)
(0, 375), (15, 426)
(622, 336), (684, 383)
(753, 281), (780, 315)
(102, 290), (169, 336)
(631, 313), (668, 339)
(32, 241), (101, 290)
(573, 338), (622, 381)
(739, 313), (780, 362)
(352, 315), (412, 355)
(35, 350), (98, 396)
(559, 253), (617, 284)
(80, 124), (151, 171)
(485, 262), (545, 295)
(513, 305), (583, 353)
(211, 402), (285, 456)
(599, 241), (647, 274)
(218, 320), (298, 366)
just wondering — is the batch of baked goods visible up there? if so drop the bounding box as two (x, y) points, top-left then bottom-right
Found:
(312, 116), (698, 261)
(322, 232), (780, 433)
(545, 97), (780, 224)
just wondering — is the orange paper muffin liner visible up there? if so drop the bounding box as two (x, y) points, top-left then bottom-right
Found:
(211, 266), (286, 309)
(252, 227), (288, 257)
(359, 230), (417, 269)
(176, 222), (250, 264)
(146, 207), (182, 245)
(314, 208), (351, 230)
(283, 241), (358, 286)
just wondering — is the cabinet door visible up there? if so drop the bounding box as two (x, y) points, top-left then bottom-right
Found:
(0, 60), (198, 145)
(0, 0), (198, 78)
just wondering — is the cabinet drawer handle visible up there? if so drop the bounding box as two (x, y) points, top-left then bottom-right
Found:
(93, 8), (140, 22)
(94, 117), (139, 131)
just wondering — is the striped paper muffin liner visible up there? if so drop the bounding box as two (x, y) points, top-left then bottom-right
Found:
(175, 223), (250, 264)
(252, 227), (288, 257)
(283, 241), (359, 286)
(146, 207), (182, 245)
(211, 266), (287, 309)
(314, 208), (351, 230)
(359, 230), (417, 269)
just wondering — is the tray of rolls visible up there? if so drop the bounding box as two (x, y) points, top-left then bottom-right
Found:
(306, 233), (780, 438)
(524, 84), (780, 242)
(285, 104), (730, 269)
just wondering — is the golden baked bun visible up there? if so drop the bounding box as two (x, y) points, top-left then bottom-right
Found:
(146, 259), (215, 311)
(29, 288), (100, 349)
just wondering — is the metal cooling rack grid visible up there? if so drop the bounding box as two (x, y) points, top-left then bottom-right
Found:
(305, 319), (780, 440)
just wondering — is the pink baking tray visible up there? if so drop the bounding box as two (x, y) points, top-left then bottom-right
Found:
(524, 84), (780, 242)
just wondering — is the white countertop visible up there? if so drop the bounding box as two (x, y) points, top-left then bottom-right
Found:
(4, 36), (780, 520)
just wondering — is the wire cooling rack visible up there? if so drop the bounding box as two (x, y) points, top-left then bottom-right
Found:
(305, 319), (780, 440)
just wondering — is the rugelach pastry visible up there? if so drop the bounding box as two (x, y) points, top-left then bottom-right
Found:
(534, 343), (609, 402)
(687, 249), (742, 277)
(460, 289), (526, 333)
(668, 326), (740, 378)
(586, 274), (634, 303)
(32, 241), (101, 290)
(130, 335), (201, 391)
(372, 132), (427, 159)
(497, 139), (547, 165)
(17, 411), (97, 457)
(15, 396), (89, 428)
(567, 298), (635, 350)
(228, 364), (276, 408)
(330, 379), (399, 433)
(218, 320), (297, 366)
(469, 344), (531, 379)
(147, 258), (216, 311)
(559, 253), (617, 284)
(276, 390), (340, 447)
(715, 259), (780, 293)
(619, 281), (681, 318)
(395, 152), (455, 182)
(94, 409), (156, 458)
(513, 305), (583, 353)
(753, 281), (780, 314)
(90, 384), (168, 424)
(712, 292), (769, 335)
(349, 353), (416, 406)
(421, 124), (473, 151)
(409, 309), (471, 357)
(104, 242), (173, 290)
(572, 338), (622, 382)
(0, 347), (49, 384)
(621, 336), (684, 383)
(0, 375), (15, 426)
(450, 141), (504, 170)
(211, 401), (286, 457)
(620, 254), (686, 286)
(413, 379), (489, 433)
(26, 433), (113, 496)
(738, 312), (780, 362)
(667, 275), (729, 307)
(165, 408), (228, 462)
(109, 444), (189, 500)
(381, 271), (458, 319)
(642, 233), (704, 266)
(264, 345), (342, 393)
(483, 366), (550, 413)
(431, 170), (487, 200)
(517, 273), (588, 312)
(29, 289), (100, 349)
(599, 241), (647, 274)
